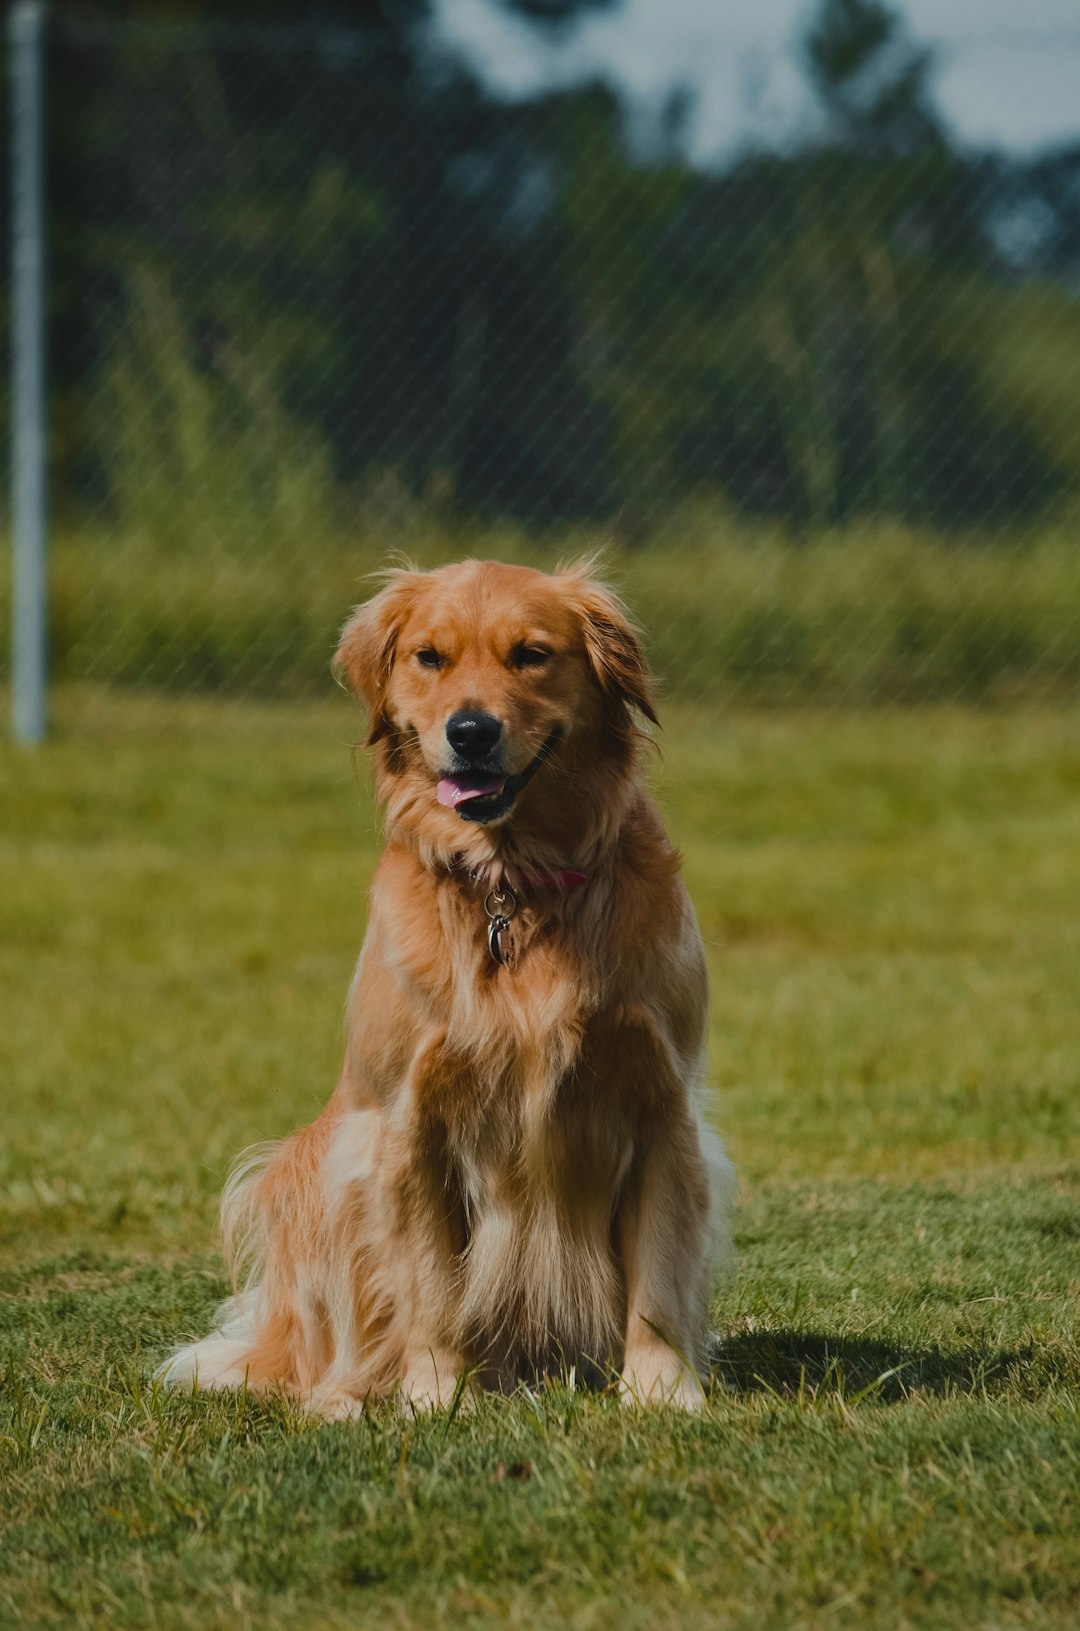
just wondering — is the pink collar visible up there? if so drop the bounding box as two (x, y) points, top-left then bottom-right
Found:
(464, 863), (588, 895)
(520, 867), (588, 891)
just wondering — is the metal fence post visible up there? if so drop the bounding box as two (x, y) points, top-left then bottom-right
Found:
(10, 1), (48, 744)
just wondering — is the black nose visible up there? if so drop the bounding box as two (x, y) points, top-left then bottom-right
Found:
(445, 711), (502, 760)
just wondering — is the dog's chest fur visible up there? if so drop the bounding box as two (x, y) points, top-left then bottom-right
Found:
(420, 923), (630, 1178)
(439, 1010), (633, 1374)
(375, 890), (637, 1369)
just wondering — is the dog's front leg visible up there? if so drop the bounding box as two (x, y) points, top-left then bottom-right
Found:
(615, 1101), (713, 1410)
(390, 1127), (469, 1412)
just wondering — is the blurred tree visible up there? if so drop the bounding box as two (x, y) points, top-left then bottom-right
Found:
(51, 0), (619, 523)
(660, 0), (1058, 528)
(804, 0), (944, 156)
(40, 0), (1076, 534)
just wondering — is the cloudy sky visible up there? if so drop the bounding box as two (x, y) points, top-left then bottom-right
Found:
(435, 0), (1080, 158)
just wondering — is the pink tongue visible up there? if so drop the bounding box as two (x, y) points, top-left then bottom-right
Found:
(437, 774), (507, 809)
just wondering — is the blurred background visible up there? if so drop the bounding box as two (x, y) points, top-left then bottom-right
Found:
(2, 0), (1079, 723)
(4, 24), (1080, 1619)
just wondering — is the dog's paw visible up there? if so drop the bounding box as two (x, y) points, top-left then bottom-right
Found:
(399, 1349), (466, 1413)
(619, 1367), (705, 1411)
(619, 1342), (706, 1411)
(307, 1386), (368, 1421)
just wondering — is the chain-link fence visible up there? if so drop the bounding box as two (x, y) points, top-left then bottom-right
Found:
(5, 5), (1080, 734)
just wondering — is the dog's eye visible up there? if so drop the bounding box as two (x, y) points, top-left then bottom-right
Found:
(415, 647), (446, 670)
(510, 644), (551, 670)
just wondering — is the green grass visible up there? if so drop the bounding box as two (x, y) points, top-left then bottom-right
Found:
(2, 695), (1079, 1629)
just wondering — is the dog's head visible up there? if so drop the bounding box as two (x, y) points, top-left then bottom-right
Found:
(335, 559), (656, 869)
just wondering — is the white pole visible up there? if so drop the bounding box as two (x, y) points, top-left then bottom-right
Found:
(10, 1), (48, 744)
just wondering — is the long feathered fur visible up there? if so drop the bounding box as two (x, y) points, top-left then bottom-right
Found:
(159, 560), (731, 1413)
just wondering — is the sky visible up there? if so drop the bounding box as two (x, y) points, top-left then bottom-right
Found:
(434, 0), (1080, 160)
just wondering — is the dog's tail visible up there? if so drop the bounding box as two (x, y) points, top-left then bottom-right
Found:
(220, 1139), (279, 1293)
(158, 1108), (352, 1397)
(153, 1141), (278, 1393)
(153, 1287), (264, 1392)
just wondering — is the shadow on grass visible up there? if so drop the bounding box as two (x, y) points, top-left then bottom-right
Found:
(707, 1329), (1070, 1403)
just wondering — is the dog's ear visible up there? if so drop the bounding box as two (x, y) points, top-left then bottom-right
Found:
(560, 566), (659, 726)
(333, 571), (422, 745)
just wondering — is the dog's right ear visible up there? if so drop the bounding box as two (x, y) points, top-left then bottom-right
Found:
(333, 571), (422, 745)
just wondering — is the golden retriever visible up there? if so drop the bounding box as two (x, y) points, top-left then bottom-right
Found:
(161, 559), (731, 1412)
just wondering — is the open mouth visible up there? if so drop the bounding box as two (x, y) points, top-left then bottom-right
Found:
(436, 732), (559, 825)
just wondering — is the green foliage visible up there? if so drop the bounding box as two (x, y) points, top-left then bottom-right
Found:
(94, 268), (338, 551)
(39, 1), (1080, 537)
(2, 701), (1079, 1627)
(3, 510), (1078, 704)
(804, 0), (943, 154)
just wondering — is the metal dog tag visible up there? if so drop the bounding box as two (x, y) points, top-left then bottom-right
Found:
(488, 915), (515, 968)
(483, 888), (517, 970)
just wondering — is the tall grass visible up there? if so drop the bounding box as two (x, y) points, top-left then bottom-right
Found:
(91, 267), (339, 555)
(2, 510), (1078, 706)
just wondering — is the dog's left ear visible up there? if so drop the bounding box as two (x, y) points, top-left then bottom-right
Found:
(561, 568), (659, 726)
(333, 571), (422, 745)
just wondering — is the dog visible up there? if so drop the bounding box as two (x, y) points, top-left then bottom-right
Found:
(161, 558), (731, 1413)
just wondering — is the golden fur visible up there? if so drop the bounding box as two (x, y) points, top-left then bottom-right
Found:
(160, 559), (731, 1412)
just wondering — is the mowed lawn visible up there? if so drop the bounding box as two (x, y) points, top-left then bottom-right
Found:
(2, 694), (1079, 1630)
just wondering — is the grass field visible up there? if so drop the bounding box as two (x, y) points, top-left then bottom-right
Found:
(2, 694), (1079, 1630)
